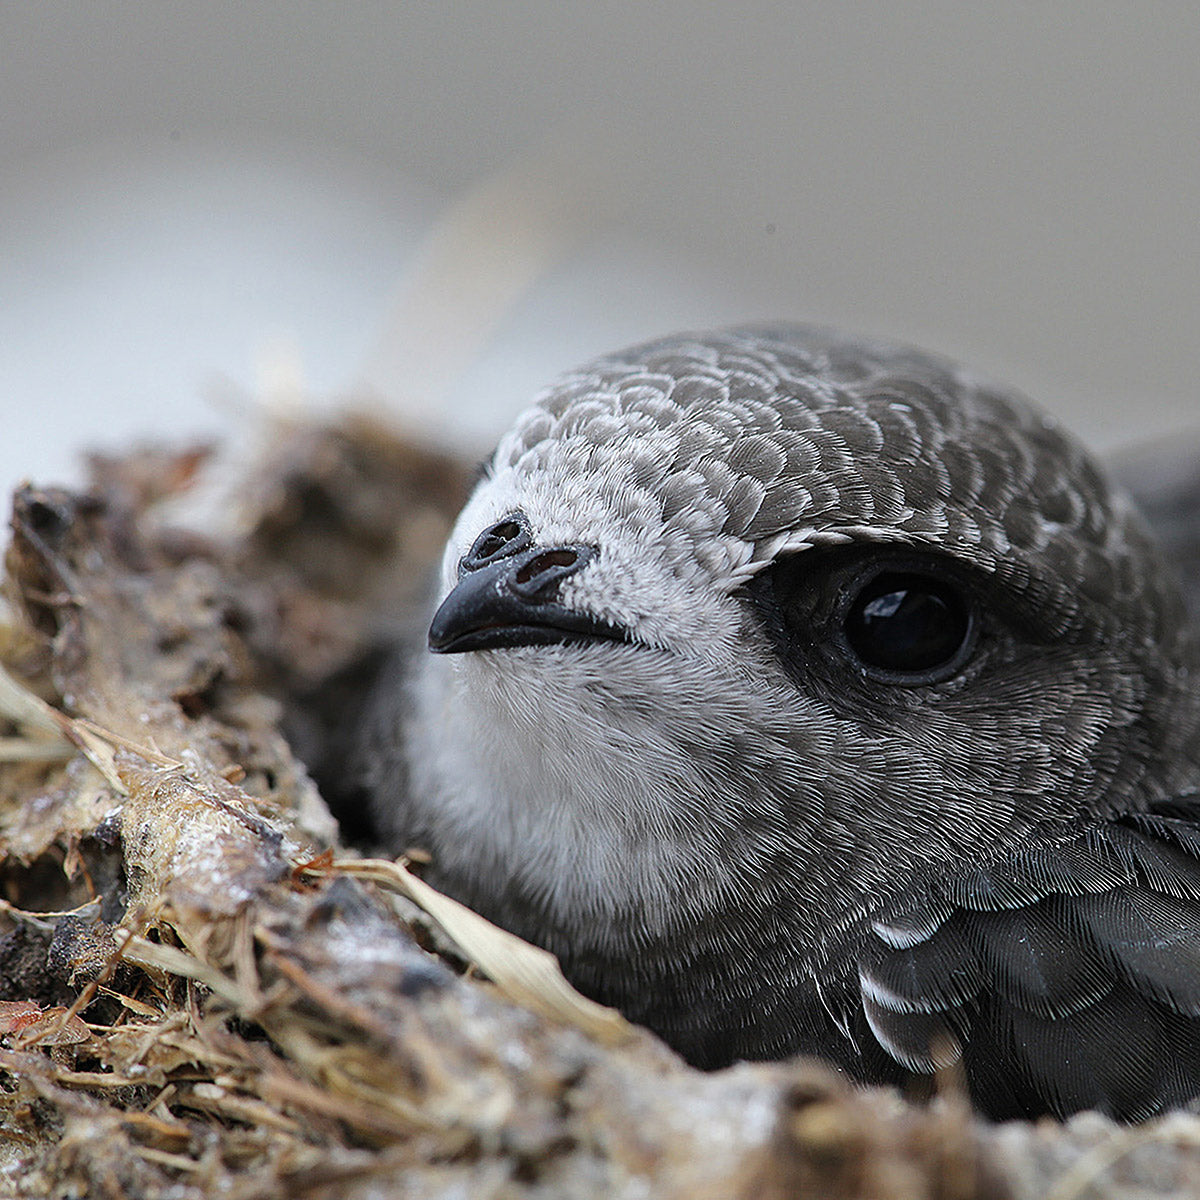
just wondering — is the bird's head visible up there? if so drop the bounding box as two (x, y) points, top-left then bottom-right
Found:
(405, 326), (1200, 966)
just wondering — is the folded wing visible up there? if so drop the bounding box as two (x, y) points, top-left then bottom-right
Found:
(859, 800), (1200, 1119)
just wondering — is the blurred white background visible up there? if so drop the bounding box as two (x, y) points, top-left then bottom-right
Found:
(2, 4), (1198, 500)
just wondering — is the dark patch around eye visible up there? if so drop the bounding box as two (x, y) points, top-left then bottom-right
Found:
(743, 548), (982, 690)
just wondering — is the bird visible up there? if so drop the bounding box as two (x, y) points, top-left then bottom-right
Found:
(347, 324), (1200, 1122)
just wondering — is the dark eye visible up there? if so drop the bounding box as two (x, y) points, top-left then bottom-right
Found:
(843, 570), (976, 682)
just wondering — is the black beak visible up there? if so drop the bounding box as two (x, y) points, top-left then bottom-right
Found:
(428, 543), (628, 654)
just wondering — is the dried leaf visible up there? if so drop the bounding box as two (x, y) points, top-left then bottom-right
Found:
(315, 857), (637, 1048)
(0, 999), (43, 1033)
(1, 1000), (92, 1046)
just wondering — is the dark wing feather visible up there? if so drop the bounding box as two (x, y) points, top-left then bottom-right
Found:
(1130, 809), (1200, 859)
(860, 993), (968, 1073)
(971, 905), (1113, 1019)
(1070, 887), (1200, 1015)
(860, 918), (982, 1013)
(939, 831), (1135, 910)
(971, 988), (1200, 1122)
(859, 802), (1200, 1120)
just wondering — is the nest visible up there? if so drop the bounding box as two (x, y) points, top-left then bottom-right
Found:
(0, 411), (1197, 1199)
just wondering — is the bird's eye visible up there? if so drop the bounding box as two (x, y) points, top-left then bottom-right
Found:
(843, 570), (976, 683)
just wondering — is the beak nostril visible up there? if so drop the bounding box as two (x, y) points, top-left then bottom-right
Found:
(515, 548), (579, 586)
(479, 521), (522, 555)
(509, 545), (595, 600)
(461, 513), (532, 571)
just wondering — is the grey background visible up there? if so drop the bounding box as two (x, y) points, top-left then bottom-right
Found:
(2, 4), (1198, 500)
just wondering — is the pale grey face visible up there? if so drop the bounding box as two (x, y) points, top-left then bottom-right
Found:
(403, 325), (1200, 963)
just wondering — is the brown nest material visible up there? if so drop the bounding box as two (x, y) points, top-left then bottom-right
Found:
(0, 412), (1197, 1199)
